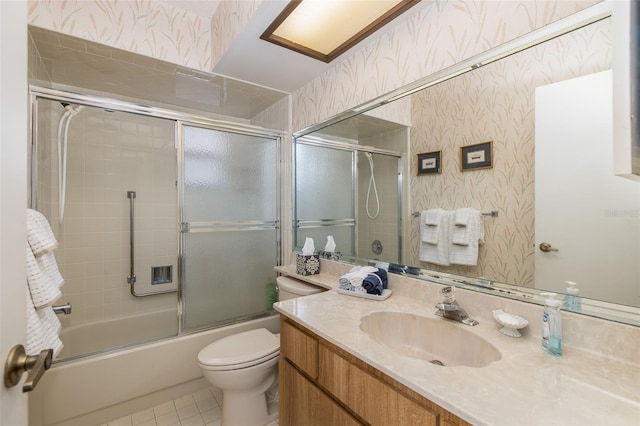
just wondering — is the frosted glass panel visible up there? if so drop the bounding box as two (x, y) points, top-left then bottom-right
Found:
(296, 143), (353, 219)
(182, 230), (278, 330)
(184, 126), (277, 222)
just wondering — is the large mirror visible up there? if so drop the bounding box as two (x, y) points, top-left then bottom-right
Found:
(293, 7), (640, 324)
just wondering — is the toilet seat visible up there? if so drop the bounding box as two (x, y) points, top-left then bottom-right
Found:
(198, 328), (280, 371)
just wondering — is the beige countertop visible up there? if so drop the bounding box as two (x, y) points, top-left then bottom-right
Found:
(274, 287), (640, 426)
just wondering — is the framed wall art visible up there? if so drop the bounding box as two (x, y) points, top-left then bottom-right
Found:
(460, 141), (493, 171)
(417, 151), (441, 175)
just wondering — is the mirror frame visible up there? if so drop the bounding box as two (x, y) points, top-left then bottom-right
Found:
(292, 1), (640, 326)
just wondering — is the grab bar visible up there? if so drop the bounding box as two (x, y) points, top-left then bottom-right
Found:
(127, 191), (136, 288)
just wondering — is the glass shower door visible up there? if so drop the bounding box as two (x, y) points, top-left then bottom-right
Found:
(181, 125), (279, 331)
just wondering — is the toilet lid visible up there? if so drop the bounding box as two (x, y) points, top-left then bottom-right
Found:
(198, 328), (280, 370)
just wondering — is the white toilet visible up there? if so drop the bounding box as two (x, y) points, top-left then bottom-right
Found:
(197, 276), (323, 426)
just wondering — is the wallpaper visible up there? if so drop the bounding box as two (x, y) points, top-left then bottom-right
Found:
(291, 0), (601, 132)
(28, 0), (212, 72)
(210, 0), (262, 69)
(408, 19), (611, 287)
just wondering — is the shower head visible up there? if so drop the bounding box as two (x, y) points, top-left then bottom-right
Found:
(60, 102), (83, 116)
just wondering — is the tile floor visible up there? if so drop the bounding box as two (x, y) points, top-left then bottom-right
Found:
(101, 387), (279, 426)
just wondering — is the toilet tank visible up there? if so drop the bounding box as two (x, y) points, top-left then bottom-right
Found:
(276, 276), (324, 301)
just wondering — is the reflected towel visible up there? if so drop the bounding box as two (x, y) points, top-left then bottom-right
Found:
(419, 210), (452, 265)
(450, 210), (485, 266)
(422, 209), (444, 244)
(452, 208), (480, 246)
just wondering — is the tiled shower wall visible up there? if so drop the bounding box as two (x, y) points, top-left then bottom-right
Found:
(357, 128), (408, 263)
(38, 102), (178, 327)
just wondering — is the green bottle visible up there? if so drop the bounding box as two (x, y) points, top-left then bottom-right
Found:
(265, 280), (278, 310)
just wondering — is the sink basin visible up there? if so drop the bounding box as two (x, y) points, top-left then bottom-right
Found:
(360, 311), (501, 368)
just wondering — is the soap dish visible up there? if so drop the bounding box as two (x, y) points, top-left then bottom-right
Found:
(492, 309), (528, 338)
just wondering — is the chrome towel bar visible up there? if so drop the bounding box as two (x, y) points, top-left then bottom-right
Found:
(127, 191), (136, 288)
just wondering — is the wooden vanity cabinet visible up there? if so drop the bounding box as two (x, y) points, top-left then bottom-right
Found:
(279, 318), (471, 426)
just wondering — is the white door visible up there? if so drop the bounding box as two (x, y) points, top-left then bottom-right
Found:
(1, 1), (29, 424)
(535, 70), (640, 305)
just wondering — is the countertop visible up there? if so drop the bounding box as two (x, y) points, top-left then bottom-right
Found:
(273, 287), (640, 426)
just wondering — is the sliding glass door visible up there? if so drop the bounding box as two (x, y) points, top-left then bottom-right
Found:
(181, 125), (279, 331)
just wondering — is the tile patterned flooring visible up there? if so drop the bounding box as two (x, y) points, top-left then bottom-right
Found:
(101, 387), (279, 426)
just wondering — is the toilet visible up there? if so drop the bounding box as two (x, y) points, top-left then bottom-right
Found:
(197, 276), (323, 426)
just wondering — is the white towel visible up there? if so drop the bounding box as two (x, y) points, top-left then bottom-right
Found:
(26, 288), (63, 358)
(419, 210), (452, 265)
(452, 208), (479, 246)
(26, 209), (58, 256)
(26, 241), (62, 308)
(421, 209), (443, 244)
(449, 210), (485, 266)
(342, 266), (377, 286)
(454, 208), (473, 226)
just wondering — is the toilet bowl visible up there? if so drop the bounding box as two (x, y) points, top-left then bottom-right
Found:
(197, 276), (323, 426)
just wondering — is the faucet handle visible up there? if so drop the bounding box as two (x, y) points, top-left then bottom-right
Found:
(440, 286), (456, 303)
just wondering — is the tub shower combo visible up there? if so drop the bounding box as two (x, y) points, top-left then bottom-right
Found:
(28, 86), (282, 425)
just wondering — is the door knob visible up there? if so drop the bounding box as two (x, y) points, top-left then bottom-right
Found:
(539, 242), (559, 252)
(4, 344), (53, 392)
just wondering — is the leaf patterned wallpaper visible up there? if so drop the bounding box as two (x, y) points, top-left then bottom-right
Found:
(210, 0), (262, 69)
(408, 19), (611, 287)
(290, 0), (601, 132)
(28, 0), (212, 72)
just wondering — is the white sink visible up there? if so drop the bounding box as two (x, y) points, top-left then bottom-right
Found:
(360, 311), (502, 368)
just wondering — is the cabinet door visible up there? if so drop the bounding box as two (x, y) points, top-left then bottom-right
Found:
(280, 358), (360, 426)
(319, 344), (439, 426)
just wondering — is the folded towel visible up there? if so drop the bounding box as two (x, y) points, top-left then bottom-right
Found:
(26, 241), (62, 309)
(419, 210), (452, 265)
(39, 252), (64, 289)
(362, 269), (388, 295)
(450, 210), (485, 266)
(454, 208), (473, 226)
(26, 209), (58, 256)
(422, 209), (446, 244)
(424, 209), (441, 226)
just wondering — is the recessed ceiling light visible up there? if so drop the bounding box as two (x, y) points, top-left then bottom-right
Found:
(261, 0), (419, 63)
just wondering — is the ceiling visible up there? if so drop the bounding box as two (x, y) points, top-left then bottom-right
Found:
(29, 0), (426, 119)
(164, 0), (428, 93)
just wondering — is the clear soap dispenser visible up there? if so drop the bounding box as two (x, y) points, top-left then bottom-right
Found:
(541, 292), (563, 356)
(563, 281), (581, 313)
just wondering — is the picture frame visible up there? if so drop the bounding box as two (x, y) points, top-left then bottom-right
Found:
(417, 151), (441, 175)
(460, 141), (493, 171)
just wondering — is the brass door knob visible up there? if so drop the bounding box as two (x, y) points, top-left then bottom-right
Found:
(4, 344), (53, 392)
(539, 242), (559, 252)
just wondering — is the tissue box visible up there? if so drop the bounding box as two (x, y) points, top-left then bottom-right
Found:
(296, 254), (320, 276)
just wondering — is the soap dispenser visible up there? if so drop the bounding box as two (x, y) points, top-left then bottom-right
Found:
(541, 292), (563, 356)
(563, 281), (581, 313)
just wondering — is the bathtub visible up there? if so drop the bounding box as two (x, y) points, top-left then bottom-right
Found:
(29, 313), (280, 426)
(58, 308), (179, 360)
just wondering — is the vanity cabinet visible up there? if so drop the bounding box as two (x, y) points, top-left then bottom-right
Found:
(279, 318), (471, 426)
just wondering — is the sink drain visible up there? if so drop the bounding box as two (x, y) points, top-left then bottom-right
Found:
(429, 359), (445, 366)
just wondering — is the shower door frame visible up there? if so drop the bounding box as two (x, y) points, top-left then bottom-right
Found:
(293, 135), (404, 263)
(29, 86), (284, 342)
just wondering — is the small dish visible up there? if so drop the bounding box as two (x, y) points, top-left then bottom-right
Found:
(336, 288), (392, 300)
(492, 309), (528, 337)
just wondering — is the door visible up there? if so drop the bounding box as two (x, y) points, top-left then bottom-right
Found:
(1, 0), (29, 423)
(180, 125), (280, 330)
(535, 70), (640, 304)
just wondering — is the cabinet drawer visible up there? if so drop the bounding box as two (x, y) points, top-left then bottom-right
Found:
(281, 318), (318, 379)
(319, 344), (439, 426)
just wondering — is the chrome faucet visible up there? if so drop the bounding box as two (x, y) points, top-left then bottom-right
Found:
(434, 286), (478, 326)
